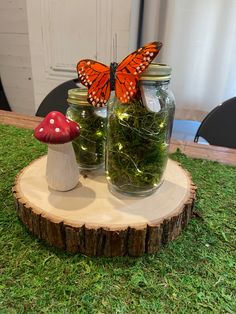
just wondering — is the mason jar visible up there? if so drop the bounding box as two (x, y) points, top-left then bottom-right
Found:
(66, 88), (107, 170)
(106, 63), (175, 196)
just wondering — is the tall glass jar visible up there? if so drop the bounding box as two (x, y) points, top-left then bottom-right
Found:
(66, 88), (106, 170)
(106, 63), (175, 196)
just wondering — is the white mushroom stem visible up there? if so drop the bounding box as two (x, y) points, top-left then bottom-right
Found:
(46, 142), (79, 191)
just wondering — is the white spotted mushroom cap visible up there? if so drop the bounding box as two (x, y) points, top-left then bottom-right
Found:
(34, 111), (80, 144)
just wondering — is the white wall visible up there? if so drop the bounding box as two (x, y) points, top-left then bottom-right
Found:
(0, 0), (139, 115)
(0, 0), (35, 115)
(27, 0), (135, 113)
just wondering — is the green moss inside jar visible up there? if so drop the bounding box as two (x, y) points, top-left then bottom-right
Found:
(66, 88), (106, 170)
(106, 63), (175, 196)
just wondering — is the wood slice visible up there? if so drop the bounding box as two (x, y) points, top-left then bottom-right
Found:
(12, 156), (196, 256)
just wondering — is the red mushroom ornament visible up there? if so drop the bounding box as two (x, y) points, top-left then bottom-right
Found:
(34, 111), (80, 191)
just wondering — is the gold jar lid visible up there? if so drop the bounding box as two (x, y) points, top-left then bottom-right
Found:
(67, 88), (90, 106)
(140, 63), (171, 81)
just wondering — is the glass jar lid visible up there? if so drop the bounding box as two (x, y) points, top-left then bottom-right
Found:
(140, 63), (171, 81)
(67, 88), (90, 106)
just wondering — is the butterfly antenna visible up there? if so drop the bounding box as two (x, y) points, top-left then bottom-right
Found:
(113, 33), (118, 63)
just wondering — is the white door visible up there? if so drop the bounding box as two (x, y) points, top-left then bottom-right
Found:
(27, 0), (139, 113)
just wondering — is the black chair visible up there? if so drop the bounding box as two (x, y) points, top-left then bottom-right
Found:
(35, 79), (79, 117)
(194, 97), (236, 148)
(0, 78), (11, 111)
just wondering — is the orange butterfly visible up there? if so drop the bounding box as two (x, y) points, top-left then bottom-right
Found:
(77, 41), (162, 107)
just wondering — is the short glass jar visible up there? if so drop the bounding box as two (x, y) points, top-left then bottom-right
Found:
(66, 88), (107, 170)
(106, 63), (175, 196)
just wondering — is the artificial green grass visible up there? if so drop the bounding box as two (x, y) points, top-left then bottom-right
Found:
(0, 124), (235, 313)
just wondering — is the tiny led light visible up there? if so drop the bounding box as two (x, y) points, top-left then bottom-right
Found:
(117, 143), (123, 150)
(96, 131), (103, 137)
(117, 112), (129, 121)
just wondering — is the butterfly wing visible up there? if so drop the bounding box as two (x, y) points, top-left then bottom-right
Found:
(117, 41), (162, 75)
(115, 72), (138, 103)
(87, 75), (111, 107)
(77, 59), (110, 107)
(115, 42), (162, 103)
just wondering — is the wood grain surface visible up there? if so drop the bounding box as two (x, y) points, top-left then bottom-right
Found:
(12, 156), (196, 256)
